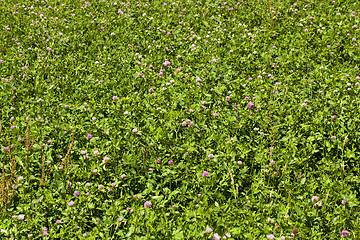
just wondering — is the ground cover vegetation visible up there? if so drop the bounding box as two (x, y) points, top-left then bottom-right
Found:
(0, 0), (360, 239)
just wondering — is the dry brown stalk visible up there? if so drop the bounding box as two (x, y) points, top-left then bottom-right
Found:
(0, 153), (18, 207)
(47, 165), (52, 179)
(24, 118), (31, 171)
(61, 130), (75, 170)
(3, 181), (8, 208)
(7, 139), (12, 162)
(343, 135), (348, 147)
(275, 164), (281, 176)
(24, 155), (28, 170)
(303, 73), (309, 85)
(269, 147), (274, 159)
(268, 0), (273, 28)
(260, 99), (283, 164)
(228, 168), (235, 186)
(1, 164), (5, 205)
(9, 156), (17, 186)
(1, 168), (14, 208)
(26, 118), (30, 151)
(6, 182), (15, 207)
(141, 147), (148, 159)
(294, 172), (299, 182)
(115, 219), (121, 231)
(182, 59), (188, 69)
(0, 120), (2, 134)
(40, 155), (45, 187)
(228, 168), (237, 196)
(30, 137), (35, 148)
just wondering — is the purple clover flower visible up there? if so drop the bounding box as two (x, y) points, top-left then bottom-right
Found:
(247, 102), (254, 109)
(202, 171), (209, 177)
(341, 230), (350, 238)
(144, 201), (152, 208)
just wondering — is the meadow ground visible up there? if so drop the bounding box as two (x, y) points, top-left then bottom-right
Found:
(0, 0), (360, 239)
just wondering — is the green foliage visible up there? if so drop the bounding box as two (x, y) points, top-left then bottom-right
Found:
(0, 0), (359, 239)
